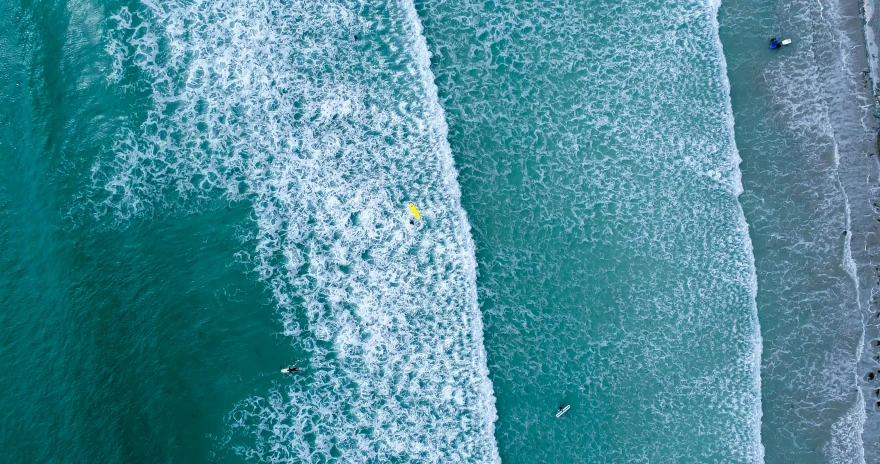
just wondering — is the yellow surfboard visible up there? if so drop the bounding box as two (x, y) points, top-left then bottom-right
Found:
(408, 203), (421, 220)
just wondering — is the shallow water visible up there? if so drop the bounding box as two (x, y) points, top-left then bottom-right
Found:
(719, 0), (879, 461)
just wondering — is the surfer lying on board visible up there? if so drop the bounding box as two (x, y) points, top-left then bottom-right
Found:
(281, 366), (302, 373)
(408, 203), (421, 225)
(556, 405), (571, 418)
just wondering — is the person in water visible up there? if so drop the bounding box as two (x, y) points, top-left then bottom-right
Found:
(282, 366), (301, 373)
(769, 37), (781, 50)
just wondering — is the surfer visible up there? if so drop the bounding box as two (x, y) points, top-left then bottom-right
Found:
(556, 404), (571, 418)
(281, 366), (302, 373)
(408, 203), (422, 224)
(769, 38), (781, 50)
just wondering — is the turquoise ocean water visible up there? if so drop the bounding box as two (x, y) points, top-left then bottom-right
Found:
(1, 0), (879, 462)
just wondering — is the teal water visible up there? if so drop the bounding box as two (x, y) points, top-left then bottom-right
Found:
(3, 0), (498, 462)
(2, 0), (879, 462)
(0, 4), (284, 462)
(417, 0), (762, 461)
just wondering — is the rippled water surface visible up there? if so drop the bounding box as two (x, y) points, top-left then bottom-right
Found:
(2, 0), (879, 462)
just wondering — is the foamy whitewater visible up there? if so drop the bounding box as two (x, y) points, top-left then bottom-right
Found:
(1, 0), (865, 461)
(96, 0), (498, 461)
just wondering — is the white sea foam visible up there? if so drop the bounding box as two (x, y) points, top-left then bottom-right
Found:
(709, 0), (765, 458)
(825, 389), (867, 464)
(98, 0), (498, 461)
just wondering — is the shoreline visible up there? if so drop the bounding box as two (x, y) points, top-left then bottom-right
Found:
(857, 0), (880, 457)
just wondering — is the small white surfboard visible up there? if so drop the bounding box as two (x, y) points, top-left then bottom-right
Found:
(556, 405), (571, 418)
(781, 39), (792, 46)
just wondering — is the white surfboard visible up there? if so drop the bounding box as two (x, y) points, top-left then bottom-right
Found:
(556, 405), (571, 418)
(281, 367), (302, 373)
(781, 39), (792, 46)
